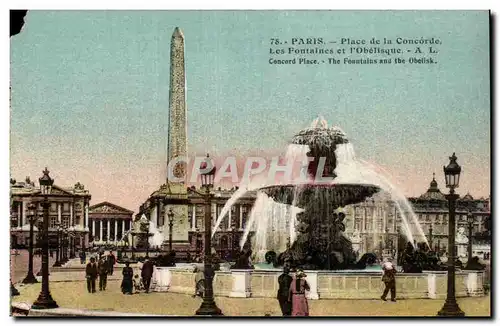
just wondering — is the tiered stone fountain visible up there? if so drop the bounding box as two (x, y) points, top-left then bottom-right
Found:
(260, 123), (380, 269)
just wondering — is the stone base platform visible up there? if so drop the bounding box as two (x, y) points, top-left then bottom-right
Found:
(151, 267), (486, 300)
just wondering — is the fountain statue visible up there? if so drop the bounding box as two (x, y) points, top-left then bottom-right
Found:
(129, 215), (154, 251)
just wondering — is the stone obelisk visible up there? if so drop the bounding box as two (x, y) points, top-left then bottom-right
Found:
(162, 27), (189, 247)
(167, 27), (188, 183)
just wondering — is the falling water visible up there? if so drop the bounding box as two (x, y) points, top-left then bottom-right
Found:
(212, 119), (428, 263)
(148, 220), (165, 247)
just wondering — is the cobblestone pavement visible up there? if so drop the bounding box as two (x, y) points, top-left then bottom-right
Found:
(13, 280), (491, 317)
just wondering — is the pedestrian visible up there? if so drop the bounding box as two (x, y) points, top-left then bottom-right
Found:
(107, 251), (116, 275)
(121, 262), (134, 295)
(277, 266), (293, 316)
(133, 274), (143, 293)
(289, 269), (310, 316)
(381, 257), (397, 302)
(80, 250), (86, 265)
(192, 265), (204, 298)
(141, 257), (154, 293)
(85, 257), (98, 293)
(98, 257), (108, 291)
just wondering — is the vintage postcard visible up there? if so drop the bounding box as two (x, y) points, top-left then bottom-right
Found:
(9, 10), (490, 317)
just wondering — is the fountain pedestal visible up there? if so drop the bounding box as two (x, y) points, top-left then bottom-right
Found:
(229, 270), (251, 298)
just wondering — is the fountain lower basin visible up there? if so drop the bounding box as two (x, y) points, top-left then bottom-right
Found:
(151, 266), (486, 300)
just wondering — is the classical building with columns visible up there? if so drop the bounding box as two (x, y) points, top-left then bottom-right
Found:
(138, 185), (255, 257)
(10, 176), (91, 249)
(88, 202), (134, 244)
(343, 174), (490, 258)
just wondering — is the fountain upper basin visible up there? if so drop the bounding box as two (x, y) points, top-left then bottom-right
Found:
(259, 183), (381, 207)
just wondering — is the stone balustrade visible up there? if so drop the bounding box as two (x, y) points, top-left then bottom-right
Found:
(151, 267), (485, 300)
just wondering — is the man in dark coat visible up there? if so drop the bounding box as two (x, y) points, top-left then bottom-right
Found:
(107, 251), (116, 275)
(277, 266), (293, 316)
(98, 257), (108, 291)
(141, 258), (154, 293)
(85, 257), (98, 293)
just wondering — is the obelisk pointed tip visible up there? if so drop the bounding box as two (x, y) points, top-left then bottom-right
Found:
(172, 27), (184, 38)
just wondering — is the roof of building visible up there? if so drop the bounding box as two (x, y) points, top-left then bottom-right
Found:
(11, 180), (90, 197)
(419, 173), (446, 201)
(462, 192), (474, 201)
(89, 201), (134, 215)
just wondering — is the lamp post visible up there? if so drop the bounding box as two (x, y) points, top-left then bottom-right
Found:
(32, 168), (58, 309)
(195, 228), (202, 256)
(68, 226), (76, 259)
(429, 224), (433, 251)
(437, 153), (464, 317)
(467, 212), (474, 260)
(53, 222), (62, 267)
(195, 154), (223, 316)
(385, 227), (389, 249)
(231, 226), (238, 261)
(145, 222), (150, 258)
(168, 209), (174, 252)
(62, 226), (69, 264)
(22, 202), (39, 284)
(396, 226), (401, 265)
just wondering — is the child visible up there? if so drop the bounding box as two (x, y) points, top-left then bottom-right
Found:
(133, 274), (143, 293)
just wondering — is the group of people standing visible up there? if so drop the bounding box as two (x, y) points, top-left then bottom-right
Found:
(85, 251), (116, 293)
(276, 258), (398, 316)
(277, 267), (311, 316)
(120, 258), (155, 295)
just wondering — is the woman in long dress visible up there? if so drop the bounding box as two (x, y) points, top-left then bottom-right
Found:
(121, 262), (134, 294)
(289, 269), (310, 316)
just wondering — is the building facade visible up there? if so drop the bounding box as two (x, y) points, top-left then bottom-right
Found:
(138, 185), (255, 258)
(88, 202), (134, 244)
(10, 175), (91, 250)
(137, 174), (490, 260)
(344, 174), (490, 257)
(406, 175), (490, 256)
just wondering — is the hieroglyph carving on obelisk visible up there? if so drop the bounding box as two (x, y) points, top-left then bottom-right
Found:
(167, 27), (188, 183)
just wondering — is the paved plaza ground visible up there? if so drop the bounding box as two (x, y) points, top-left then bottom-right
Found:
(14, 280), (490, 317)
(10, 250), (57, 283)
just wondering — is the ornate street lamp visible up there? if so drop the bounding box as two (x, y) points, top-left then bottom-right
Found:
(168, 209), (174, 252)
(195, 154), (223, 316)
(32, 168), (58, 309)
(53, 221), (62, 267)
(437, 153), (464, 317)
(22, 202), (39, 284)
(467, 212), (474, 260)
